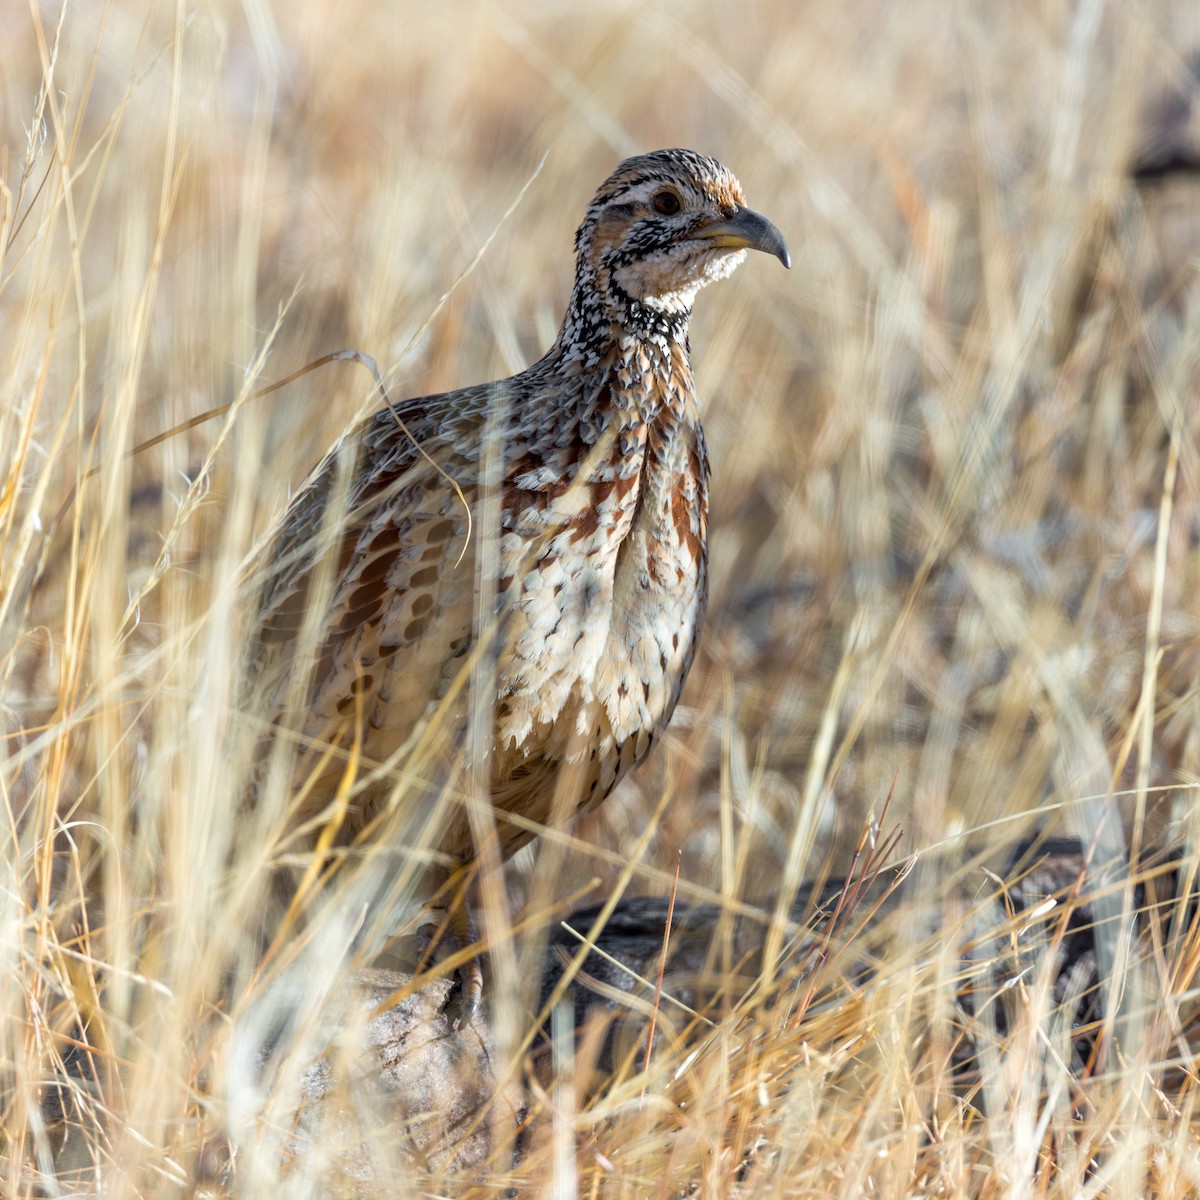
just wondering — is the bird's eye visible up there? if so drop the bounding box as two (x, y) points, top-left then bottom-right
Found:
(651, 190), (681, 215)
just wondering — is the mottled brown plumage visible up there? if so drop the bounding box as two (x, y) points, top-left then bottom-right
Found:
(251, 149), (789, 930)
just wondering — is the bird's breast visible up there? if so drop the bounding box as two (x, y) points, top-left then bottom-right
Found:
(494, 370), (708, 768)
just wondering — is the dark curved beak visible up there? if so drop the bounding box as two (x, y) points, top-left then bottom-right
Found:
(694, 204), (791, 268)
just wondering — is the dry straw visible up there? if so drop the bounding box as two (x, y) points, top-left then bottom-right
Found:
(3, 0), (1200, 1195)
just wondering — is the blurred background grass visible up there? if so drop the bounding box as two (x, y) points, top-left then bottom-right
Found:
(3, 0), (1200, 1194)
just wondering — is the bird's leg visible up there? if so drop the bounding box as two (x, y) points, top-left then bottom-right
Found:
(452, 898), (484, 1023)
(411, 862), (484, 1023)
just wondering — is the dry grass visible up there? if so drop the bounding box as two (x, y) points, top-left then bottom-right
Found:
(4, 0), (1200, 1194)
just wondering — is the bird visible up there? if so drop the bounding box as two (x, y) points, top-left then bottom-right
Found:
(248, 148), (790, 1006)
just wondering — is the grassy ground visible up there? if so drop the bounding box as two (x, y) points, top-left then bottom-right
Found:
(3, 0), (1200, 1194)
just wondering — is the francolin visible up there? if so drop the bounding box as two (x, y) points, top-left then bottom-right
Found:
(250, 149), (789, 1006)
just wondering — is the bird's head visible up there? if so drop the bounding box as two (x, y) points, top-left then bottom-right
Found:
(572, 148), (790, 337)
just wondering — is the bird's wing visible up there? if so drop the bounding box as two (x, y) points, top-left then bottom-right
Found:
(248, 393), (484, 775)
